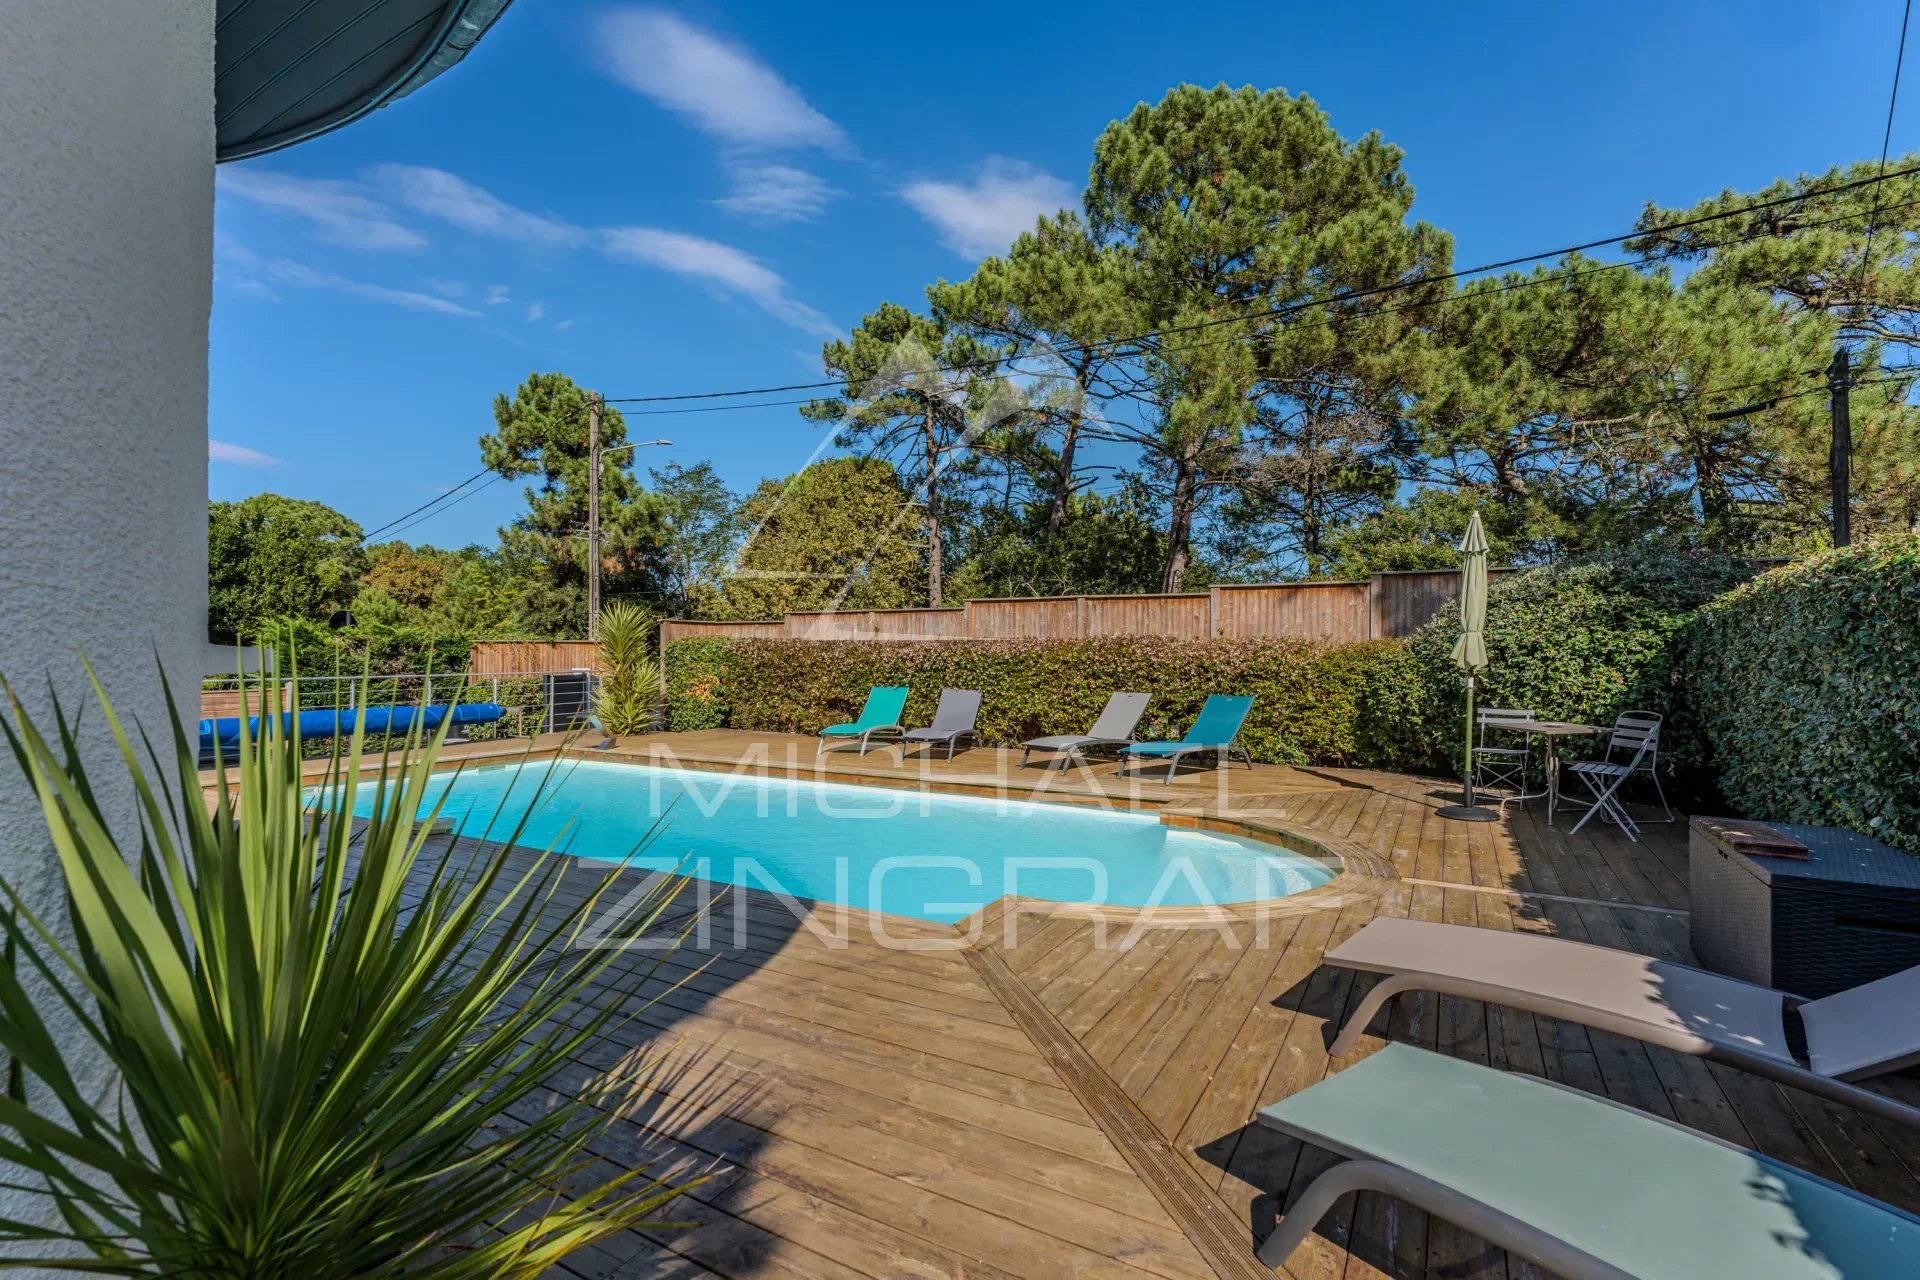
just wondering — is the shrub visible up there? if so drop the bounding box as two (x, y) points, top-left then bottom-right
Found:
(1678, 534), (1920, 848)
(663, 634), (1413, 768)
(594, 602), (660, 734)
(1397, 546), (1756, 784)
(664, 637), (736, 731)
(0, 668), (694, 1275)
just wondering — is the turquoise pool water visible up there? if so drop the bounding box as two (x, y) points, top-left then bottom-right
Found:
(343, 760), (1334, 922)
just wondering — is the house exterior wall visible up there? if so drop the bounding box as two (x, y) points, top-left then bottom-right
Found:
(0, 0), (214, 1251)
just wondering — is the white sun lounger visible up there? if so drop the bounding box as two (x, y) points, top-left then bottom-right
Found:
(1322, 916), (1920, 1129)
(1257, 1043), (1920, 1279)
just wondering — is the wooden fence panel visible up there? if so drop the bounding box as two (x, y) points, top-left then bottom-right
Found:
(199, 685), (289, 721)
(1210, 582), (1371, 643)
(658, 619), (783, 646)
(467, 641), (603, 674)
(964, 597), (1080, 639)
(1080, 593), (1212, 638)
(784, 609), (966, 640)
(651, 567), (1513, 652)
(1369, 568), (1516, 638)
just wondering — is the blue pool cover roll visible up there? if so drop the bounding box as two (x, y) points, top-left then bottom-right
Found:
(199, 702), (507, 752)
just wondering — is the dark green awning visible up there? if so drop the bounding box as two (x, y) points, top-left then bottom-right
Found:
(215, 0), (514, 162)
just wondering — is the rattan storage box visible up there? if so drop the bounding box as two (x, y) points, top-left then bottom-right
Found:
(1689, 819), (1920, 999)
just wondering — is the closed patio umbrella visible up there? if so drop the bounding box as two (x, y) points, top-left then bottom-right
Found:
(1438, 512), (1497, 822)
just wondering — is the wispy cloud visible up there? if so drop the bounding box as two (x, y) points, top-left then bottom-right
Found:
(901, 157), (1075, 258)
(266, 260), (483, 316)
(217, 168), (426, 251)
(601, 226), (837, 338)
(374, 166), (835, 336)
(369, 164), (588, 247)
(716, 162), (837, 221)
(555, 318), (576, 331)
(597, 8), (845, 150)
(209, 439), (280, 467)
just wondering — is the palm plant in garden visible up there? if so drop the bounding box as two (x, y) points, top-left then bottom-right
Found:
(0, 666), (696, 1276)
(594, 602), (660, 736)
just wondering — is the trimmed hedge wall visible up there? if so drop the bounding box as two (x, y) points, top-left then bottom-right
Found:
(1397, 547), (1756, 781)
(665, 635), (1412, 767)
(664, 543), (1920, 848)
(1679, 536), (1920, 849)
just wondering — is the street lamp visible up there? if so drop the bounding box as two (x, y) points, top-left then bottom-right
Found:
(585, 390), (672, 640)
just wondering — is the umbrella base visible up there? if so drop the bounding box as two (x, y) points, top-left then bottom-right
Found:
(1439, 772), (1499, 822)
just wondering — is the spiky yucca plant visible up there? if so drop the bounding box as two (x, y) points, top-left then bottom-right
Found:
(0, 666), (697, 1276)
(594, 604), (660, 736)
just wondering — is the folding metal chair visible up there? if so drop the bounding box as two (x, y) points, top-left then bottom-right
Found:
(1565, 715), (1662, 841)
(1615, 709), (1674, 821)
(1472, 706), (1535, 797)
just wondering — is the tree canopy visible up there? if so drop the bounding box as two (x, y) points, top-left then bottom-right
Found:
(209, 84), (1920, 648)
(208, 495), (365, 639)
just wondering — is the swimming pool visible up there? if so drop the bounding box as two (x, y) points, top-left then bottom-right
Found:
(343, 760), (1335, 922)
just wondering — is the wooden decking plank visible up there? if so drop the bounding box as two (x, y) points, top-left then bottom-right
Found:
(538, 1061), (1211, 1280)
(619, 1036), (1182, 1229)
(546, 980), (1119, 1156)
(373, 732), (1920, 1279)
(1107, 920), (1283, 1100)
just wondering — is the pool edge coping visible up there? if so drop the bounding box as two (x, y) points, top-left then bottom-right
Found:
(326, 740), (1402, 928)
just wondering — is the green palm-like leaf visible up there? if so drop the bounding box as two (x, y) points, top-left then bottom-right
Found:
(0, 656), (702, 1277)
(593, 605), (660, 736)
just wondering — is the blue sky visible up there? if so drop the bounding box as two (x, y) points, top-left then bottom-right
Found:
(210, 0), (1907, 548)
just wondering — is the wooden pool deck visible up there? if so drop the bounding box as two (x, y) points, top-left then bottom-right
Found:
(406, 730), (1920, 1279)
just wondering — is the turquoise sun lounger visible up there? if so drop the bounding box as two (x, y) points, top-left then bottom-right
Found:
(817, 685), (909, 755)
(1257, 1043), (1920, 1279)
(1120, 695), (1254, 783)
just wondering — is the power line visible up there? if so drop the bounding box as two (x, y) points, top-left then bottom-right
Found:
(599, 163), (1920, 406)
(373, 182), (1920, 536)
(373, 474), (503, 543)
(359, 467), (492, 543)
(1853, 0), (1914, 321)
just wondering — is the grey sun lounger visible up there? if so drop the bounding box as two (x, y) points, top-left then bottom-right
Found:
(901, 688), (982, 759)
(1020, 692), (1149, 769)
(1322, 916), (1920, 1129)
(1257, 1042), (1920, 1279)
(1119, 694), (1255, 784)
(817, 685), (909, 755)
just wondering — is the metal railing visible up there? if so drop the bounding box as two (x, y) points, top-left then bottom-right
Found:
(199, 670), (602, 744)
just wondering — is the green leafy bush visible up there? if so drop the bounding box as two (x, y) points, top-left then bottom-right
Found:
(664, 638), (735, 731)
(594, 602), (660, 734)
(1678, 535), (1920, 847)
(0, 668), (694, 1276)
(1397, 546), (1755, 782)
(663, 635), (1411, 767)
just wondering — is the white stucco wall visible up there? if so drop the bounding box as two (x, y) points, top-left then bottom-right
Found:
(0, 0), (214, 1252)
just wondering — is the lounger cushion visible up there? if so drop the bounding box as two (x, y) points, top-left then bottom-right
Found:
(1325, 917), (1795, 1065)
(1260, 1044), (1920, 1279)
(1024, 734), (1125, 750)
(903, 727), (965, 742)
(1122, 740), (1213, 757)
(1800, 963), (1920, 1080)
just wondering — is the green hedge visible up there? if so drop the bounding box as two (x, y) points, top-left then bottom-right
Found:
(1679, 536), (1920, 848)
(662, 544), (1920, 846)
(664, 635), (1411, 768)
(1397, 547), (1755, 782)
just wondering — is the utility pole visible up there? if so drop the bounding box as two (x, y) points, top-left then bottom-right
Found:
(587, 390), (604, 640)
(924, 400), (942, 609)
(1828, 347), (1853, 548)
